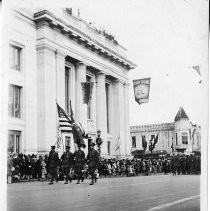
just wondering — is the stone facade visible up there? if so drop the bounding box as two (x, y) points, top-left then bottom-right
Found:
(130, 107), (201, 155)
(5, 8), (136, 158)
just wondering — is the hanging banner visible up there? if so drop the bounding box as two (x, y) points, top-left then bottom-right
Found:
(81, 82), (94, 104)
(133, 78), (151, 105)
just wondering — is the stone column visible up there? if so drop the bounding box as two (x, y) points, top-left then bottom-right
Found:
(55, 50), (66, 108)
(96, 73), (107, 156)
(37, 45), (57, 153)
(124, 83), (131, 156)
(112, 80), (126, 158)
(75, 62), (87, 130)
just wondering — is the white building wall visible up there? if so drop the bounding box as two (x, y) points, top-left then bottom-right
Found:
(8, 10), (38, 154)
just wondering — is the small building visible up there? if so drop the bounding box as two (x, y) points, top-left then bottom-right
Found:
(130, 107), (201, 157)
(4, 8), (136, 158)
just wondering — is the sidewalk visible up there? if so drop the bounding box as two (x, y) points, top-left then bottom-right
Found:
(8, 172), (167, 184)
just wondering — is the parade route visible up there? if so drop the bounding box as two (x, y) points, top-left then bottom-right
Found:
(7, 175), (200, 211)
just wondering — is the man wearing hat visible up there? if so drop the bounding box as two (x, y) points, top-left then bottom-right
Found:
(73, 145), (85, 184)
(48, 146), (59, 185)
(61, 146), (74, 184)
(87, 142), (99, 185)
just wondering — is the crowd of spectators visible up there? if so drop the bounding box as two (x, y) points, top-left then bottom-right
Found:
(7, 152), (201, 183)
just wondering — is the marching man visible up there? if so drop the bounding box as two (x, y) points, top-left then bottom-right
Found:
(87, 142), (100, 185)
(48, 146), (59, 185)
(61, 146), (74, 184)
(73, 145), (85, 184)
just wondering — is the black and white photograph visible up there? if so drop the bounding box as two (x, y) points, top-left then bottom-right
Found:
(0, 0), (209, 210)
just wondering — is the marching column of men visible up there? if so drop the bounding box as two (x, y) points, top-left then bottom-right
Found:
(49, 143), (92, 185)
(48, 140), (99, 185)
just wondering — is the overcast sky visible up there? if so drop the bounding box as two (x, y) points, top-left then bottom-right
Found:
(7, 0), (209, 127)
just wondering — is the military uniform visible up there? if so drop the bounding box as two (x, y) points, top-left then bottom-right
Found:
(61, 146), (74, 184)
(73, 147), (85, 184)
(171, 155), (178, 175)
(48, 146), (59, 184)
(87, 142), (99, 185)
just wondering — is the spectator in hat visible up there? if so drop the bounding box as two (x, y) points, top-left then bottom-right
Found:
(61, 146), (74, 184)
(73, 145), (85, 184)
(48, 146), (59, 185)
(87, 142), (99, 185)
(36, 155), (43, 180)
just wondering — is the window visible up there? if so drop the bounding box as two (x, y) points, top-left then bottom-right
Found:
(10, 45), (22, 71)
(182, 132), (188, 145)
(65, 136), (71, 147)
(142, 135), (146, 148)
(175, 133), (178, 145)
(107, 141), (111, 155)
(132, 136), (136, 148)
(8, 130), (21, 154)
(86, 75), (92, 119)
(105, 83), (110, 133)
(8, 85), (21, 118)
(65, 66), (70, 113)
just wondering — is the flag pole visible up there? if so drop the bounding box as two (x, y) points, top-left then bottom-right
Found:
(55, 49), (58, 149)
(61, 133), (64, 152)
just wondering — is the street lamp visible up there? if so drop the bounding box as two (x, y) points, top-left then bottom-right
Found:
(96, 129), (103, 155)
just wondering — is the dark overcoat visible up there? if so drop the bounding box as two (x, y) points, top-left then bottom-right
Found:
(87, 149), (99, 168)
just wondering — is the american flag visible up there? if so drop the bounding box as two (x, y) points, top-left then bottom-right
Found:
(57, 103), (73, 133)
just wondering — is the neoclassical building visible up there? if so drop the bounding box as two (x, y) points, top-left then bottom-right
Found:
(5, 8), (136, 157)
(130, 107), (201, 156)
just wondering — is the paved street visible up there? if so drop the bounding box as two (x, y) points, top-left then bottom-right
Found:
(7, 175), (200, 211)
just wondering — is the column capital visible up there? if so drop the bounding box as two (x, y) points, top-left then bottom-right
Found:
(36, 43), (66, 57)
(75, 62), (88, 69)
(96, 72), (106, 79)
(113, 79), (124, 85)
(124, 81), (130, 87)
(55, 49), (67, 58)
(36, 43), (55, 54)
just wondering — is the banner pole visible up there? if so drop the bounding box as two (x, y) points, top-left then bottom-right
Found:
(61, 133), (64, 152)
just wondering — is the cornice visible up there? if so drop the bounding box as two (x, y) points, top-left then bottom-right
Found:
(63, 45), (130, 82)
(130, 122), (175, 132)
(33, 10), (137, 70)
